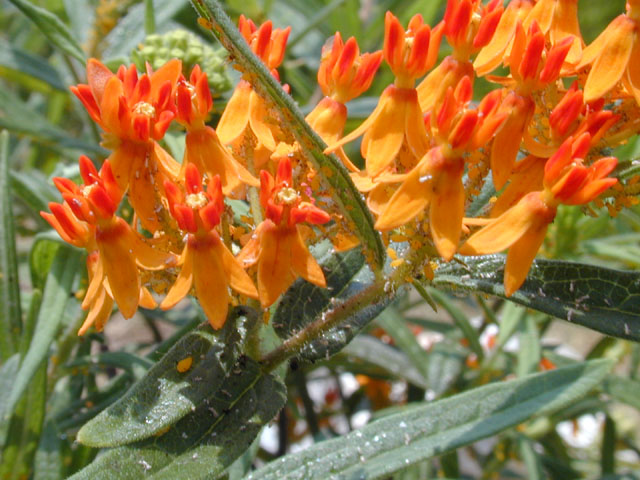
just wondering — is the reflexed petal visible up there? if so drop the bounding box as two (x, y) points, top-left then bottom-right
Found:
(429, 161), (464, 261)
(161, 245), (194, 310)
(96, 218), (140, 319)
(583, 17), (634, 101)
(577, 15), (625, 69)
(153, 141), (180, 181)
(460, 192), (554, 255)
(216, 82), (252, 145)
(290, 227), (326, 287)
(491, 97), (533, 189)
(257, 224), (296, 308)
(236, 222), (265, 268)
(404, 93), (430, 158)
(249, 90), (277, 151)
(375, 156), (434, 231)
(324, 87), (389, 154)
(139, 287), (157, 309)
(362, 88), (407, 176)
(82, 254), (105, 310)
(130, 229), (176, 270)
(218, 240), (259, 299)
(78, 287), (113, 336)
(108, 142), (147, 191)
(473, 3), (522, 76)
(491, 155), (545, 217)
(191, 243), (230, 330)
(128, 152), (171, 233)
(100, 76), (125, 136)
(624, 38), (640, 104)
(504, 222), (548, 296)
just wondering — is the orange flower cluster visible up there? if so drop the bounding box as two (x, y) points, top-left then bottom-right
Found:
(43, 2), (640, 334)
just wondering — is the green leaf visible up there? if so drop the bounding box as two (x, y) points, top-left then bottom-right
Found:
(70, 357), (287, 480)
(7, 0), (85, 63)
(0, 89), (105, 154)
(601, 415), (616, 475)
(600, 375), (640, 410)
(33, 421), (64, 480)
(77, 311), (256, 447)
(102, 0), (188, 61)
(29, 232), (64, 290)
(66, 352), (154, 379)
(10, 169), (59, 221)
(0, 39), (66, 91)
(273, 247), (392, 362)
(2, 245), (81, 424)
(0, 354), (20, 448)
(342, 335), (429, 389)
(434, 255), (640, 342)
(518, 435), (545, 480)
(517, 316), (541, 377)
(248, 359), (613, 480)
(427, 288), (483, 359)
(0, 130), (20, 360)
(0, 360), (47, 480)
(191, 0), (386, 268)
(376, 308), (431, 382)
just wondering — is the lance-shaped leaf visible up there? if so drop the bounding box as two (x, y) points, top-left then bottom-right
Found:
(190, 0), (385, 268)
(247, 359), (613, 480)
(0, 130), (20, 360)
(272, 248), (392, 363)
(8, 0), (85, 63)
(70, 357), (287, 480)
(0, 39), (66, 91)
(2, 245), (81, 424)
(77, 310), (257, 447)
(433, 255), (640, 341)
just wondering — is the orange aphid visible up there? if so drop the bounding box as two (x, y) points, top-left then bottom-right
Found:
(237, 158), (330, 308)
(161, 165), (258, 329)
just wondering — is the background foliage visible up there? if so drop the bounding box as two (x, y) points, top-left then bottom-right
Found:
(1, 0), (640, 479)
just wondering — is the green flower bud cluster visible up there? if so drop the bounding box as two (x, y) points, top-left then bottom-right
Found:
(131, 30), (232, 94)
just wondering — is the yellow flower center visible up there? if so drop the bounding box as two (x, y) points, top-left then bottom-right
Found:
(276, 187), (299, 205)
(185, 192), (208, 209)
(133, 101), (156, 117)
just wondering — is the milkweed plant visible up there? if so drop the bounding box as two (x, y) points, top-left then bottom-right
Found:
(2, 0), (640, 478)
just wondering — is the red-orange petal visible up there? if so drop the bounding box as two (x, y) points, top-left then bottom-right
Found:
(290, 226), (326, 287)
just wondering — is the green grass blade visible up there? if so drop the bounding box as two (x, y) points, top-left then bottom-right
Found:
(0, 130), (20, 360)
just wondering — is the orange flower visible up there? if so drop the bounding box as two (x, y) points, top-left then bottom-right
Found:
(306, 33), (383, 172)
(42, 156), (172, 332)
(325, 12), (438, 177)
(216, 16), (290, 151)
(376, 78), (506, 260)
(473, 0), (535, 76)
(237, 158), (331, 308)
(488, 21), (573, 189)
(176, 65), (259, 195)
(161, 165), (258, 329)
(577, 0), (640, 103)
(418, 0), (502, 111)
(71, 59), (182, 232)
(461, 133), (618, 295)
(523, 0), (584, 65)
